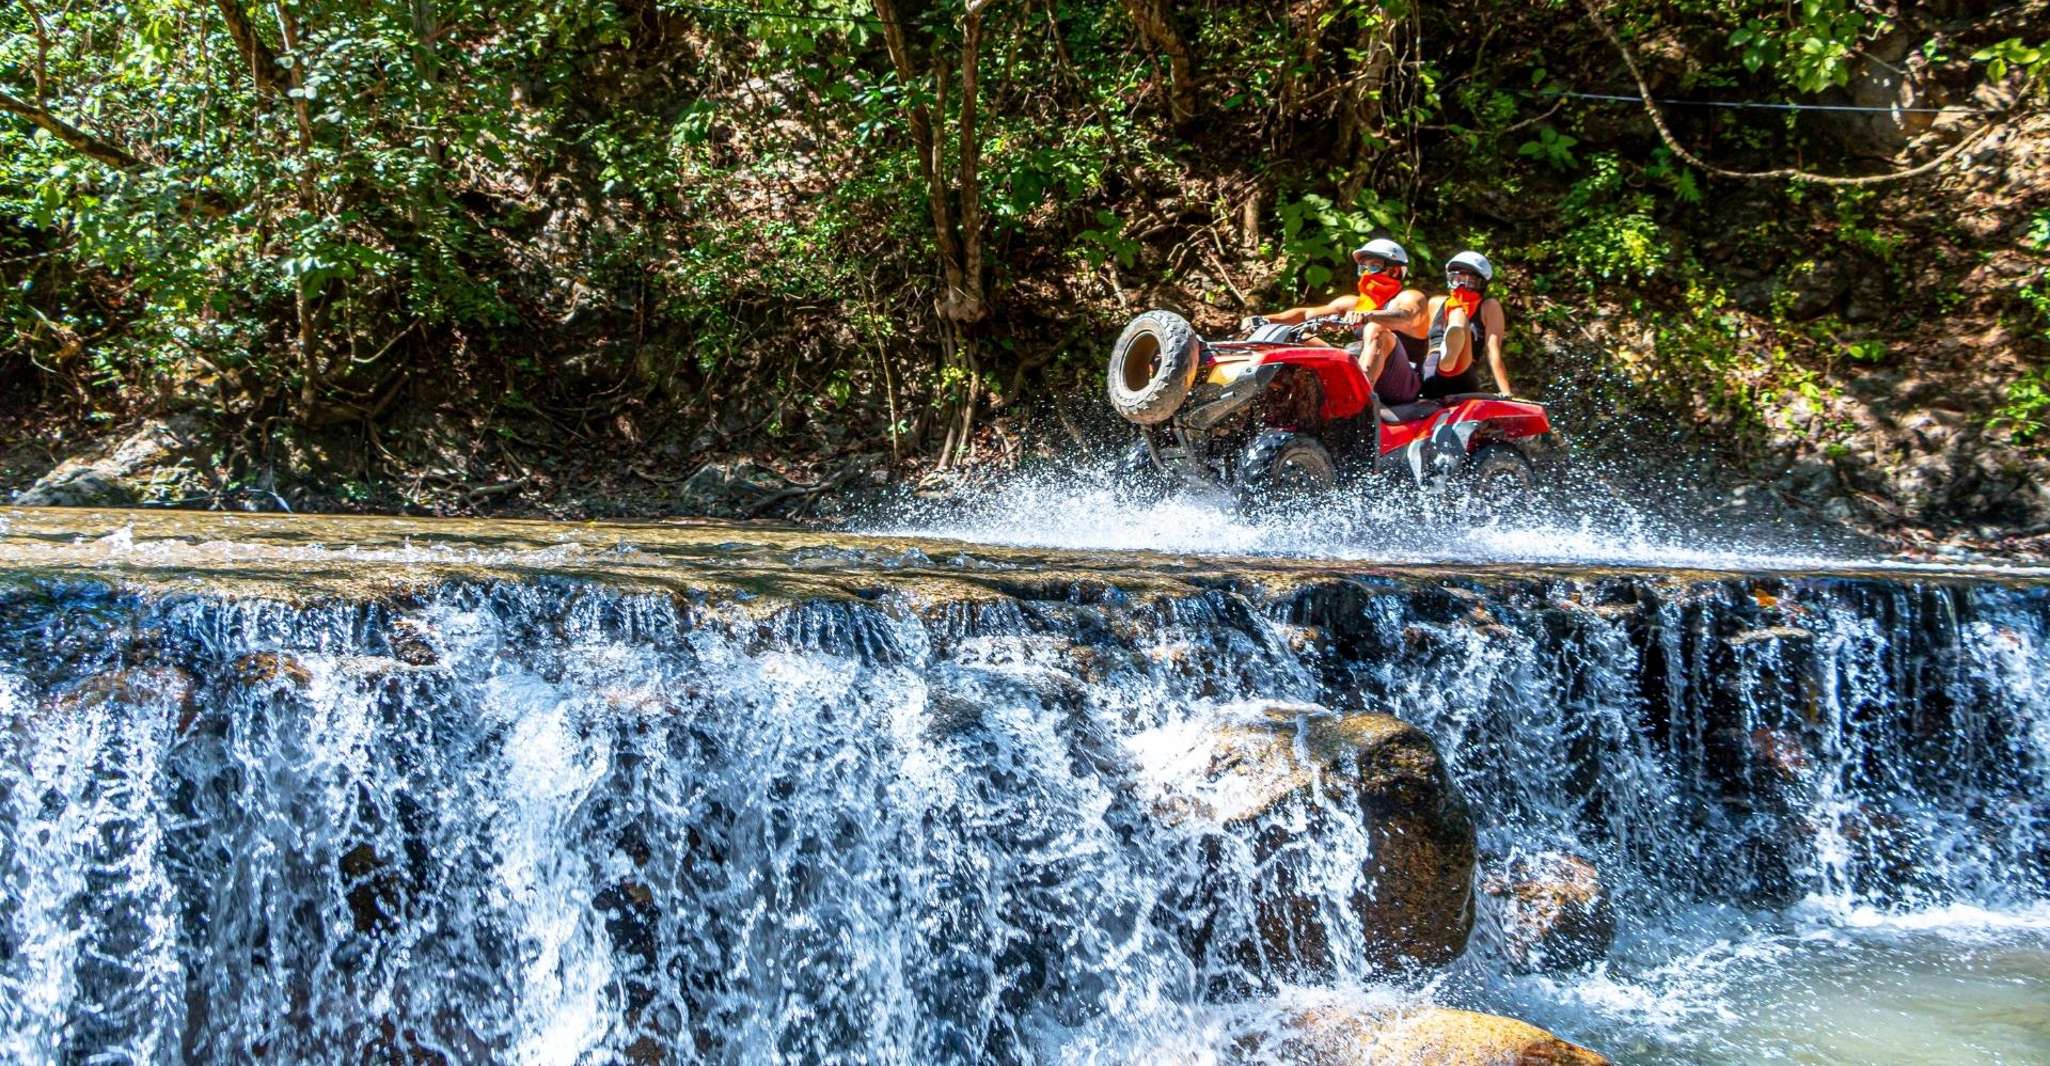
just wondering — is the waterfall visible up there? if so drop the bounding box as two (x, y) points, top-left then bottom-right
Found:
(2, 563), (2046, 1064)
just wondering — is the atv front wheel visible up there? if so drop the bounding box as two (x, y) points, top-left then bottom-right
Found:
(1107, 310), (1200, 425)
(1111, 436), (1171, 503)
(1235, 430), (1337, 513)
(1466, 443), (1536, 516)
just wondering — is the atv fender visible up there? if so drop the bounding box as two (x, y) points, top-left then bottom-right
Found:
(1184, 361), (1284, 432)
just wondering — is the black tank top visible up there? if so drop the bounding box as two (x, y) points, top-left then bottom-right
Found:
(1423, 300), (1488, 396)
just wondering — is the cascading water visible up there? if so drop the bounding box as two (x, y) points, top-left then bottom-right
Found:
(1294, 575), (2050, 1063)
(2, 508), (2046, 1064)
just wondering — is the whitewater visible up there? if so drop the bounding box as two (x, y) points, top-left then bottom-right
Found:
(1, 502), (2045, 1063)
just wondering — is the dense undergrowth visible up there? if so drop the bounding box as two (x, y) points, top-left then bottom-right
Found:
(1, 0), (2046, 538)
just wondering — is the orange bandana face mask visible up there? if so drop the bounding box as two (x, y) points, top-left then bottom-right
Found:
(1356, 272), (1403, 310)
(1447, 287), (1482, 320)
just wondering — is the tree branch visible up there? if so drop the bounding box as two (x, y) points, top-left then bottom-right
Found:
(20, 0), (51, 106)
(1579, 0), (2003, 187)
(0, 88), (145, 169)
(214, 0), (288, 94)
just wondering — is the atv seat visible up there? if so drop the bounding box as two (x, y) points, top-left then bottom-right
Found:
(1379, 400), (1442, 424)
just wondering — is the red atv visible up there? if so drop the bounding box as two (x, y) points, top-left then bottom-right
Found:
(1105, 309), (1562, 510)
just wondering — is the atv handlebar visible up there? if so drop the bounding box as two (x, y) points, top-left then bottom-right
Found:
(1239, 314), (1356, 341)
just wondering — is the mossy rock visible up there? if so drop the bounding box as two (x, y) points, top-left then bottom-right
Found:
(1147, 705), (1477, 971)
(1271, 1005), (1611, 1065)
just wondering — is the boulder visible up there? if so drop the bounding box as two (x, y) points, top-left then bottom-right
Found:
(1265, 1005), (1611, 1066)
(1481, 852), (1616, 973)
(1816, 31), (1933, 157)
(1141, 705), (1477, 970)
(14, 415), (209, 507)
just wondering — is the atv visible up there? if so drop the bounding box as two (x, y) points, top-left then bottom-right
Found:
(1104, 309), (1562, 511)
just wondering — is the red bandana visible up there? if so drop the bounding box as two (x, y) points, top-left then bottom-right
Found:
(1447, 287), (1482, 320)
(1356, 272), (1403, 310)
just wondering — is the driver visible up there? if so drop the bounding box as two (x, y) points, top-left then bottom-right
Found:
(1238, 237), (1429, 406)
(1420, 251), (1515, 399)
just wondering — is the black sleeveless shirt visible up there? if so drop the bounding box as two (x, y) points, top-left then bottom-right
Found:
(1421, 299), (1488, 398)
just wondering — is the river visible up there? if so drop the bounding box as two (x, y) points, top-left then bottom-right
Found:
(1, 505), (2045, 1064)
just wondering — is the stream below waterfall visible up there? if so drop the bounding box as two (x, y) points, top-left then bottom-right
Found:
(1, 506), (2046, 1064)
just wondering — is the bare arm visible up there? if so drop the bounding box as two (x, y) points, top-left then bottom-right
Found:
(1482, 299), (1513, 395)
(1354, 288), (1425, 325)
(1261, 294), (1358, 325)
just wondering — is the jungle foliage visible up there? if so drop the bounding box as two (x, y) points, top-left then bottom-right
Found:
(0, 0), (2044, 485)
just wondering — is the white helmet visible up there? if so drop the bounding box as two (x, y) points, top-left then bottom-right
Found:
(1445, 250), (1494, 283)
(1352, 238), (1409, 270)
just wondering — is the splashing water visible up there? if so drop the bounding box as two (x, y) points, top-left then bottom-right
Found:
(862, 457), (2039, 575)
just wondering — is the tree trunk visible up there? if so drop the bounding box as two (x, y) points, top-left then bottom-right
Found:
(1276, 0), (1333, 127)
(953, 3), (989, 327)
(214, 0), (287, 94)
(272, 1), (331, 419)
(410, 0), (444, 165)
(1338, 9), (1400, 204)
(872, 0), (1001, 466)
(1121, 0), (1196, 124)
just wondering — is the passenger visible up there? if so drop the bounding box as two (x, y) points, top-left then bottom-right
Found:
(1420, 251), (1515, 399)
(1239, 238), (1429, 406)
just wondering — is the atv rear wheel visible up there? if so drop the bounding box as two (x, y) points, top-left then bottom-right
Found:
(1235, 431), (1337, 513)
(1111, 436), (1171, 503)
(1107, 310), (1200, 425)
(1466, 443), (1536, 516)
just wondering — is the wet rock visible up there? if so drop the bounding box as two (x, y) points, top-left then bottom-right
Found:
(1746, 727), (1812, 782)
(1481, 852), (1616, 973)
(1263, 1005), (1611, 1066)
(339, 843), (402, 935)
(14, 415), (209, 507)
(1148, 705), (1477, 970)
(90, 665), (197, 706)
(1282, 624), (1329, 656)
(387, 619), (440, 666)
(234, 651), (313, 689)
(51, 666), (198, 729)
(1724, 625), (1815, 649)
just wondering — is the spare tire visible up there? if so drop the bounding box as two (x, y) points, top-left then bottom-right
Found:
(1107, 310), (1200, 425)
